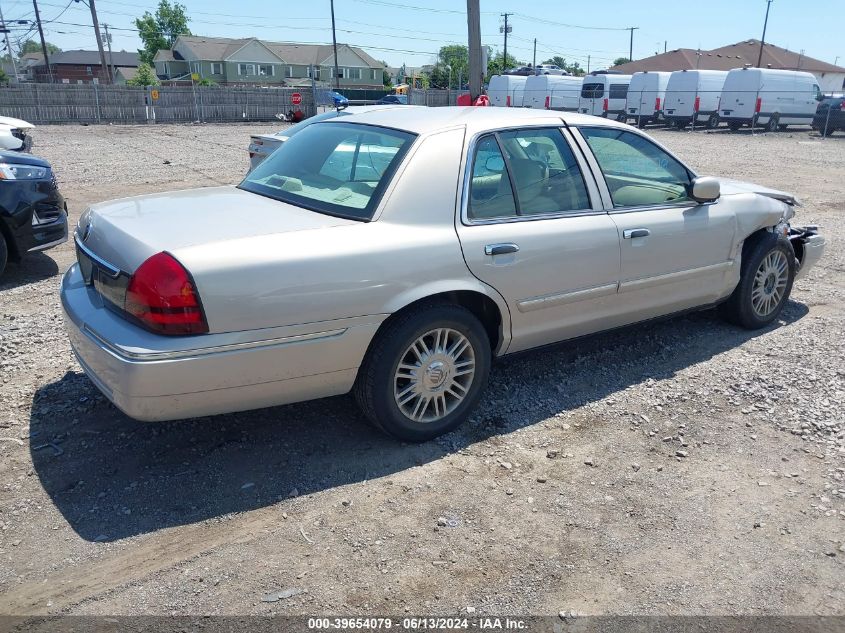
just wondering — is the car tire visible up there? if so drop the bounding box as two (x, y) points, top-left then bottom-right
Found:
(719, 232), (795, 330)
(675, 119), (688, 129)
(778, 124), (788, 131)
(0, 234), (7, 278)
(706, 113), (720, 129)
(353, 303), (492, 442)
(765, 114), (780, 132)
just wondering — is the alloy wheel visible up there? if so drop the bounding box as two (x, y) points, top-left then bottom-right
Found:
(751, 249), (790, 318)
(393, 328), (476, 423)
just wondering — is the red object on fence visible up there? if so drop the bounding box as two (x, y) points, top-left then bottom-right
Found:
(291, 92), (302, 106)
(474, 95), (489, 106)
(693, 96), (701, 112)
(457, 93), (473, 106)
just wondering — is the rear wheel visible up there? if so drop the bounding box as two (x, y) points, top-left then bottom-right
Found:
(354, 303), (491, 442)
(719, 233), (795, 329)
(675, 118), (688, 129)
(765, 114), (780, 132)
(778, 124), (788, 131)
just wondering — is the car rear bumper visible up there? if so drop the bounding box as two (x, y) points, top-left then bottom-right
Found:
(61, 264), (385, 421)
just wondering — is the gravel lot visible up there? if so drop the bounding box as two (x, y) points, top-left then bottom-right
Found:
(0, 122), (843, 617)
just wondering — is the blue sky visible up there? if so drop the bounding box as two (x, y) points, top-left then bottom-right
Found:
(2, 0), (842, 70)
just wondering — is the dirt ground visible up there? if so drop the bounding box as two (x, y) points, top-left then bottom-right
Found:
(0, 122), (843, 617)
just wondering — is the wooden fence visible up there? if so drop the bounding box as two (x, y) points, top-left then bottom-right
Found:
(0, 84), (317, 124)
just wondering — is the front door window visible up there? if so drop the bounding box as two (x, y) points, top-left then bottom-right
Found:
(579, 127), (692, 207)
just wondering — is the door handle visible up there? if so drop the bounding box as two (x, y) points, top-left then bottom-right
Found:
(484, 243), (520, 256)
(623, 228), (650, 239)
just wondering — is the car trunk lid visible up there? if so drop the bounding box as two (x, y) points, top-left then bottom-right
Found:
(77, 185), (358, 274)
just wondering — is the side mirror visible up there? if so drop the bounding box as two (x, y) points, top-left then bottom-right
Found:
(690, 176), (720, 203)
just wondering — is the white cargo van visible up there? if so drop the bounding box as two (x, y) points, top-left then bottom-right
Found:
(578, 73), (632, 119)
(625, 71), (671, 127)
(524, 75), (582, 111)
(664, 70), (728, 128)
(488, 75), (528, 107)
(719, 68), (821, 132)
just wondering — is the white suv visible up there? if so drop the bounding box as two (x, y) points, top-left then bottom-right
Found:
(534, 64), (568, 75)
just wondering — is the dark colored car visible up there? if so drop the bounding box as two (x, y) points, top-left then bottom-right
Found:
(0, 151), (68, 277)
(505, 66), (536, 76)
(376, 94), (408, 105)
(812, 97), (845, 136)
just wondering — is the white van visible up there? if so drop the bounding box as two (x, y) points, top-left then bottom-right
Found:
(719, 68), (821, 131)
(488, 75), (528, 107)
(578, 73), (632, 119)
(524, 75), (582, 111)
(625, 71), (671, 127)
(664, 70), (728, 128)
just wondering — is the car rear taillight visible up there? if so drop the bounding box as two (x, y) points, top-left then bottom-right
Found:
(603, 98), (608, 111)
(755, 97), (762, 113)
(506, 95), (511, 107)
(693, 96), (701, 112)
(544, 95), (550, 109)
(655, 97), (661, 111)
(125, 252), (208, 335)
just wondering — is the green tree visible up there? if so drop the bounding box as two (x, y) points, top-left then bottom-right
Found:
(543, 56), (567, 68)
(0, 68), (8, 85)
(437, 44), (468, 89)
(19, 39), (61, 56)
(613, 57), (632, 67)
(382, 69), (392, 88)
(126, 63), (159, 86)
(486, 52), (520, 78)
(134, 0), (191, 65)
(427, 64), (449, 89)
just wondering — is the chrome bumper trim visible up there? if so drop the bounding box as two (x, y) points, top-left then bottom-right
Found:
(82, 325), (348, 362)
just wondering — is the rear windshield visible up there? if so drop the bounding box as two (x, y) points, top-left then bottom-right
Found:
(239, 122), (416, 221)
(581, 83), (604, 99)
(608, 84), (629, 99)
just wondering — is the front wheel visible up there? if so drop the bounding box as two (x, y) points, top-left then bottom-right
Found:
(0, 234), (7, 278)
(719, 233), (795, 329)
(354, 304), (491, 442)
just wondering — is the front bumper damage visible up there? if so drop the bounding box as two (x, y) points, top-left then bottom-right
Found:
(788, 225), (826, 280)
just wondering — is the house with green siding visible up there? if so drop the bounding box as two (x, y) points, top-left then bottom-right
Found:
(153, 36), (385, 89)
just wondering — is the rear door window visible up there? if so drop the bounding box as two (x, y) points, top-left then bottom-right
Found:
(581, 83), (604, 99)
(609, 84), (629, 99)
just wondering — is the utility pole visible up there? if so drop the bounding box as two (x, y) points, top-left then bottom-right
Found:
(757, 0), (773, 68)
(0, 2), (19, 80)
(532, 38), (536, 68)
(103, 24), (115, 81)
(32, 0), (52, 82)
(330, 0), (340, 91)
(500, 13), (512, 72)
(664, 41), (667, 53)
(87, 0), (111, 83)
(587, 55), (590, 74)
(627, 26), (639, 61)
(466, 0), (482, 100)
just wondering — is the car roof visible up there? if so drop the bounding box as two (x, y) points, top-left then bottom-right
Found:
(336, 106), (628, 136)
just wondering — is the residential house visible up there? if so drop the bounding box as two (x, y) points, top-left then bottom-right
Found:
(33, 50), (139, 84)
(611, 39), (845, 93)
(153, 36), (385, 89)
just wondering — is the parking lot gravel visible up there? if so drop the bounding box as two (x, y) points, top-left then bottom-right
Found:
(0, 122), (843, 617)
